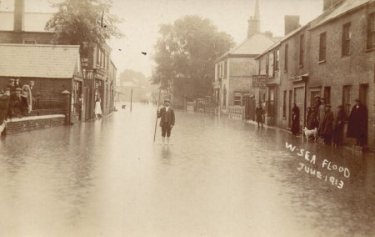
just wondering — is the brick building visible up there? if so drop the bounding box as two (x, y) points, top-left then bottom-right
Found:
(308, 0), (375, 146)
(253, 0), (375, 148)
(0, 0), (117, 121)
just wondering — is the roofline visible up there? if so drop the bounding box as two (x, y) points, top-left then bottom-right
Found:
(216, 53), (259, 63)
(0, 43), (80, 48)
(255, 42), (281, 59)
(309, 1), (371, 31)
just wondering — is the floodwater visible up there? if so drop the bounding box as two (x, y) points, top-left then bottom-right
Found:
(0, 103), (374, 237)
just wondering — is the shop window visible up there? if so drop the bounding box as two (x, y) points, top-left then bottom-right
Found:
(234, 92), (242, 106)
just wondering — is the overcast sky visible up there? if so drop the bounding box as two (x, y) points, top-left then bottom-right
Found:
(1, 0), (323, 77)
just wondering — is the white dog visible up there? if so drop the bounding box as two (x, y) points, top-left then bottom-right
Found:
(303, 127), (318, 142)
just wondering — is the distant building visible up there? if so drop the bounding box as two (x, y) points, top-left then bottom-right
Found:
(213, 0), (278, 117)
(0, 0), (117, 121)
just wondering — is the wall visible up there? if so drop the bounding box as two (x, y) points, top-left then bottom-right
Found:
(0, 31), (54, 44)
(277, 26), (311, 130)
(4, 115), (65, 135)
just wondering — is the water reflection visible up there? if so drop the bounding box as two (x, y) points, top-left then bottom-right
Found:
(0, 104), (374, 236)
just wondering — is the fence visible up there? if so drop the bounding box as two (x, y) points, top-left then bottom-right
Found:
(228, 106), (245, 120)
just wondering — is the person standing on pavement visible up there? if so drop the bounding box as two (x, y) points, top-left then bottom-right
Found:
(291, 103), (300, 135)
(318, 98), (326, 137)
(157, 99), (175, 145)
(321, 104), (334, 145)
(307, 107), (319, 130)
(95, 96), (102, 119)
(255, 104), (264, 128)
(332, 105), (347, 147)
(347, 99), (368, 150)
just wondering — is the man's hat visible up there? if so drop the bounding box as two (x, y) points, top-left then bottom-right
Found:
(9, 78), (15, 82)
(314, 95), (321, 98)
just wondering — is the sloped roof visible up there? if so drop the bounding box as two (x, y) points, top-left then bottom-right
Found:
(0, 44), (80, 78)
(217, 33), (277, 62)
(311, 0), (369, 29)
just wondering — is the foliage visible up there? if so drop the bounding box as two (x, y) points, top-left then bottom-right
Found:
(153, 15), (234, 100)
(45, 0), (122, 45)
(118, 69), (149, 88)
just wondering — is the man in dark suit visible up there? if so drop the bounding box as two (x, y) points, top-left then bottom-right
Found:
(157, 99), (175, 144)
(347, 99), (368, 150)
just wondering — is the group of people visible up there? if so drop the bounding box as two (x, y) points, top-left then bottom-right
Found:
(0, 78), (34, 127)
(293, 96), (368, 150)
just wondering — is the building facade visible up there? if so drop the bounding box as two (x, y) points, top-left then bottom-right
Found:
(214, 0), (277, 118)
(253, 0), (375, 148)
(0, 0), (117, 121)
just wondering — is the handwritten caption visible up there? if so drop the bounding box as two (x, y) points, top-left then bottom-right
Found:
(285, 142), (350, 190)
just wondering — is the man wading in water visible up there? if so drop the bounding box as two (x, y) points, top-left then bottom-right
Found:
(157, 99), (175, 145)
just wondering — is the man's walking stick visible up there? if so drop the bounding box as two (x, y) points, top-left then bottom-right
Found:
(153, 87), (162, 143)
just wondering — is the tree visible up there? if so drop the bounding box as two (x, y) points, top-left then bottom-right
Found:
(152, 15), (234, 100)
(118, 69), (149, 88)
(45, 0), (122, 45)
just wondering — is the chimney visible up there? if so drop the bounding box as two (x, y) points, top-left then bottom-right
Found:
(247, 0), (260, 38)
(14, 0), (25, 32)
(284, 15), (300, 35)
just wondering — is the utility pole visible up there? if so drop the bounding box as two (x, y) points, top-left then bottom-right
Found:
(130, 88), (133, 112)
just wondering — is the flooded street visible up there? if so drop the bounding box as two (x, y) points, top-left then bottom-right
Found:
(0, 104), (374, 237)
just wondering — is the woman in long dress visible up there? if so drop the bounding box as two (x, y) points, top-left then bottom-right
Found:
(95, 97), (102, 119)
(291, 103), (300, 135)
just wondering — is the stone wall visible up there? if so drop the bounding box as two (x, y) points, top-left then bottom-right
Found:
(3, 115), (65, 135)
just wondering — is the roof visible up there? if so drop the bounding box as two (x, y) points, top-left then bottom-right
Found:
(0, 44), (80, 78)
(255, 1), (351, 59)
(310, 0), (370, 29)
(216, 33), (277, 62)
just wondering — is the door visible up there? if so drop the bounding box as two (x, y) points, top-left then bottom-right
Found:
(324, 86), (331, 105)
(359, 84), (368, 107)
(294, 87), (305, 130)
(310, 90), (321, 107)
(288, 90), (293, 127)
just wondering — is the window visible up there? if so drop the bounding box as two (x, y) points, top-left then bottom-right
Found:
(283, 90), (287, 118)
(284, 44), (288, 72)
(319, 32), (327, 61)
(342, 85), (351, 115)
(216, 64), (219, 79)
(266, 55), (269, 76)
(274, 49), (280, 71)
(269, 53), (274, 77)
(234, 92), (242, 106)
(342, 23), (351, 56)
(367, 12), (375, 49)
(299, 34), (305, 67)
(258, 59), (261, 75)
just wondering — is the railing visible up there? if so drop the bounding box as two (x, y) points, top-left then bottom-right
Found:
(228, 106), (245, 120)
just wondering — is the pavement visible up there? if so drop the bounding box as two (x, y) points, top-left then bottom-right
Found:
(0, 103), (374, 237)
